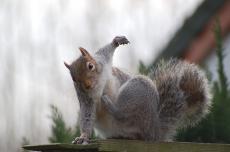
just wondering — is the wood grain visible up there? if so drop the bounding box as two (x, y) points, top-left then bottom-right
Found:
(23, 139), (230, 152)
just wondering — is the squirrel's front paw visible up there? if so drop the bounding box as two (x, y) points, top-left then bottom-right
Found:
(112, 36), (129, 46)
(101, 95), (111, 107)
(72, 134), (89, 145)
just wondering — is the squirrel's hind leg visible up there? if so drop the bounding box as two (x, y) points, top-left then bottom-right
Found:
(101, 95), (126, 120)
(102, 75), (160, 141)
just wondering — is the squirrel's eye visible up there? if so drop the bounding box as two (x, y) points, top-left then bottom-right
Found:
(86, 62), (95, 71)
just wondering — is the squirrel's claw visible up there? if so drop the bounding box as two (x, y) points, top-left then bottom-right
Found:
(101, 95), (111, 107)
(112, 36), (130, 47)
(72, 136), (89, 145)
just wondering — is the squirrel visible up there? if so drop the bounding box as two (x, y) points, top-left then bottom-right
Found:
(64, 36), (211, 144)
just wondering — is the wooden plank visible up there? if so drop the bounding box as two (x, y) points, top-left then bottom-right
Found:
(23, 143), (99, 152)
(23, 140), (230, 152)
(98, 140), (230, 152)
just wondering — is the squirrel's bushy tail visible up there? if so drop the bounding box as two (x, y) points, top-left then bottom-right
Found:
(149, 59), (212, 140)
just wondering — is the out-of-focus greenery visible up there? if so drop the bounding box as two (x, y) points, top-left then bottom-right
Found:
(48, 104), (96, 143)
(138, 61), (149, 75)
(48, 104), (76, 143)
(22, 104), (97, 146)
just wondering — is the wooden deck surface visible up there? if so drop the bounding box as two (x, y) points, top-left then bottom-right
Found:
(23, 139), (230, 152)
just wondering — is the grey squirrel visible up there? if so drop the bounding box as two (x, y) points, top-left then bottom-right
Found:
(64, 36), (211, 144)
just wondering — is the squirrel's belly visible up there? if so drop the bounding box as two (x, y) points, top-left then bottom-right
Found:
(94, 115), (119, 138)
(94, 111), (121, 138)
(94, 117), (143, 140)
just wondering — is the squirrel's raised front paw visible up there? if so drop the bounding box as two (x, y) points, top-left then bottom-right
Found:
(112, 36), (129, 47)
(72, 135), (89, 145)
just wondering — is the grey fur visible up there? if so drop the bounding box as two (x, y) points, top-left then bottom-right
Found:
(68, 36), (211, 143)
(101, 75), (160, 140)
(72, 84), (96, 144)
(149, 59), (212, 140)
(96, 36), (129, 64)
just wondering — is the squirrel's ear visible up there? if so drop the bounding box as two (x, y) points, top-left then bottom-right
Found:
(64, 61), (70, 70)
(79, 47), (90, 57)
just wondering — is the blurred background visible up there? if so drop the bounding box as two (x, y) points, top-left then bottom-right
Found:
(0, 0), (230, 151)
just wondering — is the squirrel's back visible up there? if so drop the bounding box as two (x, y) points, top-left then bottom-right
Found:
(149, 59), (211, 140)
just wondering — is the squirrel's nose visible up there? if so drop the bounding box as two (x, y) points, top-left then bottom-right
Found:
(84, 80), (92, 89)
(85, 85), (91, 89)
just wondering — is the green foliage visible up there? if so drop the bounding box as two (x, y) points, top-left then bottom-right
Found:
(22, 104), (96, 146)
(48, 104), (97, 143)
(138, 61), (149, 75)
(175, 19), (230, 143)
(48, 104), (76, 143)
(214, 18), (228, 97)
